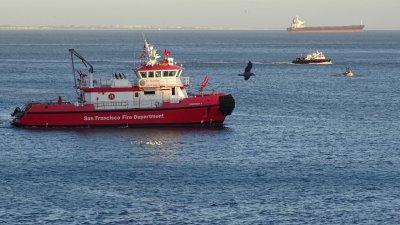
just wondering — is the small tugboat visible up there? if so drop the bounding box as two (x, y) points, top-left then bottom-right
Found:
(343, 67), (354, 77)
(331, 67), (360, 77)
(11, 39), (235, 127)
(292, 50), (332, 64)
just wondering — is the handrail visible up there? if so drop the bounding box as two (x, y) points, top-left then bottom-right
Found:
(94, 99), (164, 110)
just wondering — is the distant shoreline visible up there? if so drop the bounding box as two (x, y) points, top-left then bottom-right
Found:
(0, 25), (398, 31)
(0, 25), (261, 31)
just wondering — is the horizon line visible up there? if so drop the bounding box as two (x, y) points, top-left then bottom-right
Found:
(0, 25), (398, 31)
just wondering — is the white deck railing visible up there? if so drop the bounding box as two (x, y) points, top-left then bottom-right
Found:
(94, 100), (166, 110)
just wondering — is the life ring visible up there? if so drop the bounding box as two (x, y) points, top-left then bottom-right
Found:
(139, 80), (146, 86)
(108, 93), (115, 100)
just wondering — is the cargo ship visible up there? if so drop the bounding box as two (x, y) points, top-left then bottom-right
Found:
(10, 39), (235, 127)
(287, 16), (364, 33)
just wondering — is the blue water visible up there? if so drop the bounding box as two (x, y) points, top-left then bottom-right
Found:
(1, 30), (400, 224)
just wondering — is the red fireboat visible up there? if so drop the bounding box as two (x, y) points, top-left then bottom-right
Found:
(11, 39), (235, 127)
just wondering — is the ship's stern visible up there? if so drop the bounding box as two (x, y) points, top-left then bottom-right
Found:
(10, 103), (34, 127)
(10, 107), (25, 126)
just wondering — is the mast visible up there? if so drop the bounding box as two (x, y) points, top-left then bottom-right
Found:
(140, 39), (160, 66)
(70, 50), (77, 91)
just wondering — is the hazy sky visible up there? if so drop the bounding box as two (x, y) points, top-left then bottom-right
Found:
(1, 0), (399, 30)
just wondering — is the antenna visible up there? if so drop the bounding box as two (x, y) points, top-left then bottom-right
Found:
(133, 50), (135, 68)
(142, 32), (146, 42)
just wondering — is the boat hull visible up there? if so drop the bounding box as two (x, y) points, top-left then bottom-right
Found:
(12, 94), (235, 127)
(287, 25), (364, 33)
(292, 58), (332, 64)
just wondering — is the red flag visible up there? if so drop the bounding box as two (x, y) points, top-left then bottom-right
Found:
(164, 49), (171, 56)
(77, 70), (87, 79)
(199, 75), (210, 92)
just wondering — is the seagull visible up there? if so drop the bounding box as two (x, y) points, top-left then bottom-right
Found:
(238, 61), (255, 80)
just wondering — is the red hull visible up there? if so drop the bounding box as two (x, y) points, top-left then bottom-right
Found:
(289, 29), (363, 33)
(287, 25), (365, 33)
(12, 94), (235, 127)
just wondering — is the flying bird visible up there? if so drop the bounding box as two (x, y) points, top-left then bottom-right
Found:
(238, 61), (255, 80)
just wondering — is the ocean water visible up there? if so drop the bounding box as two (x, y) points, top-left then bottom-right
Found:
(1, 30), (400, 224)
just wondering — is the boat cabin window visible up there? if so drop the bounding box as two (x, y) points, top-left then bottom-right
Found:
(168, 71), (176, 77)
(148, 71), (154, 78)
(163, 71), (169, 77)
(135, 92), (139, 97)
(155, 71), (161, 77)
(140, 72), (147, 78)
(171, 88), (176, 96)
(144, 90), (155, 95)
